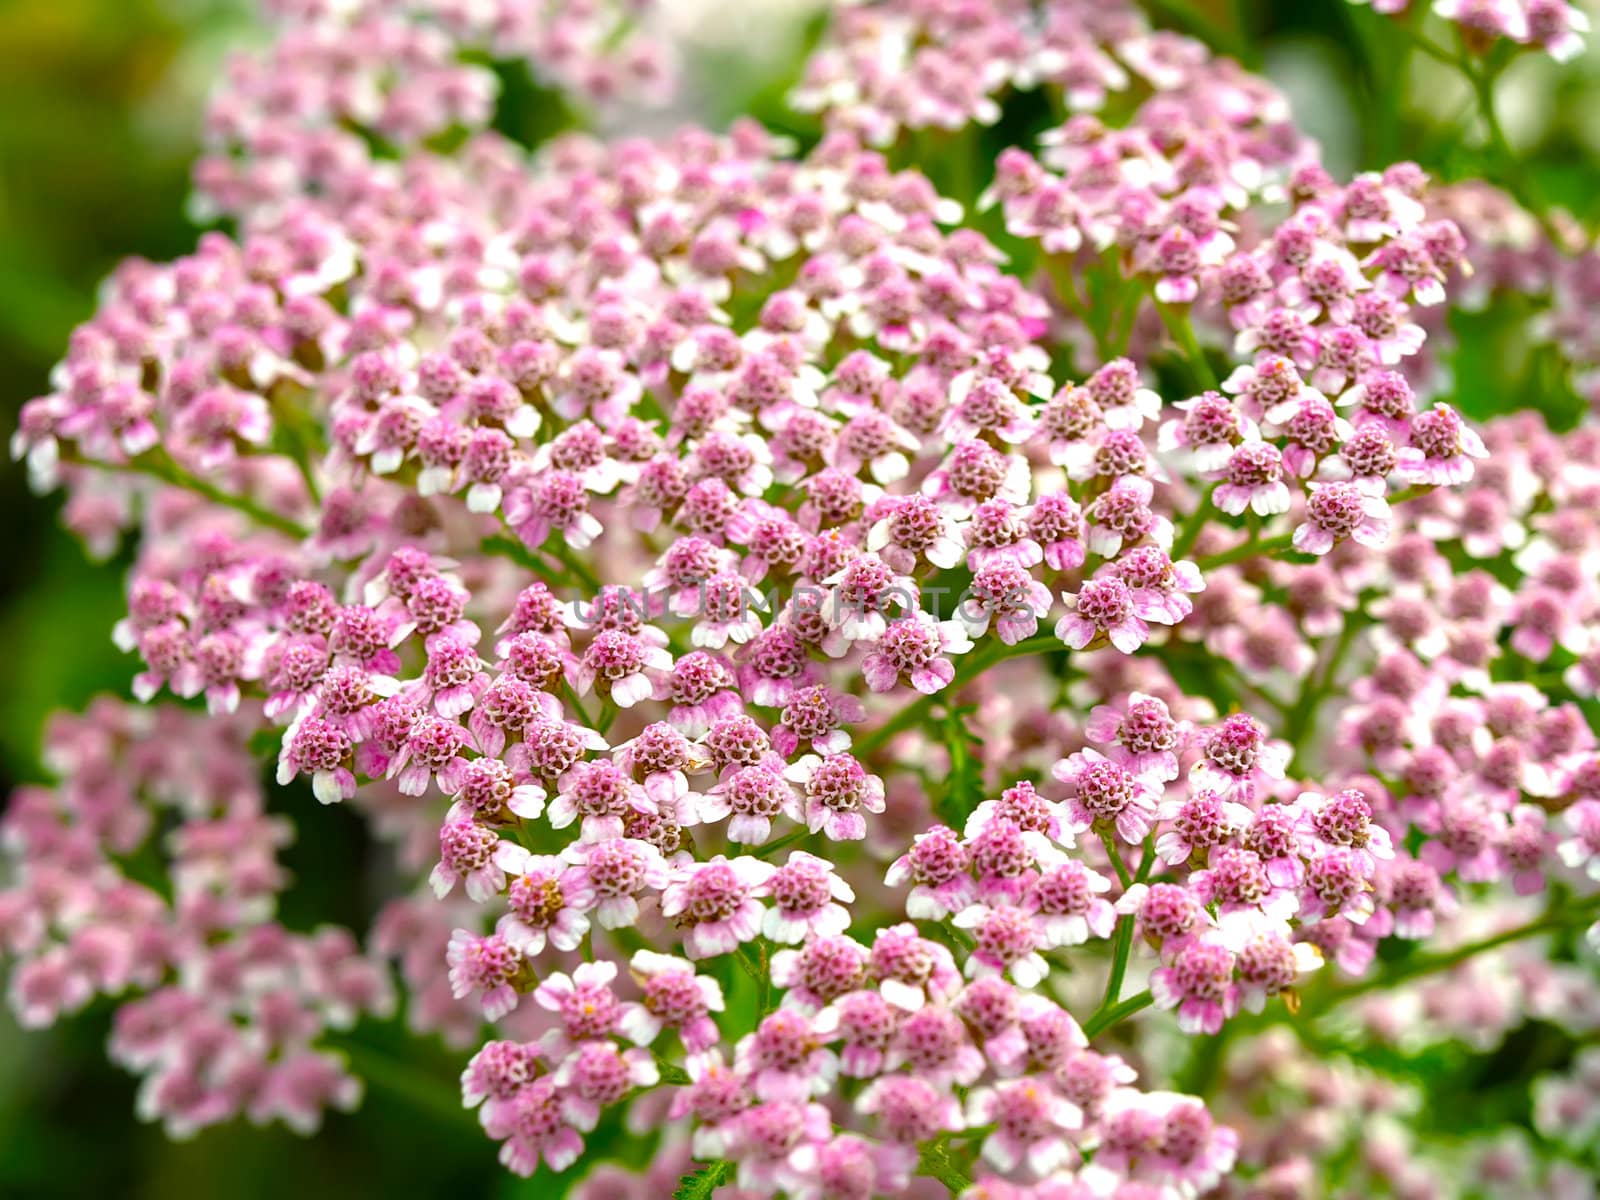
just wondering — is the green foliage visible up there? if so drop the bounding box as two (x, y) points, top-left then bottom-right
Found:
(937, 705), (986, 827)
(673, 1161), (731, 1200)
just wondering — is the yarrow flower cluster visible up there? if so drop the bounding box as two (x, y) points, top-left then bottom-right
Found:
(6, 0), (1600, 1195)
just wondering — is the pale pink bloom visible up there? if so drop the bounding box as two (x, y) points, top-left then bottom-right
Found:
(562, 837), (669, 930)
(785, 753), (887, 842)
(1399, 403), (1489, 486)
(758, 851), (855, 943)
(497, 856), (595, 956)
(1084, 691), (1189, 782)
(1055, 578), (1150, 655)
(659, 856), (775, 960)
(445, 930), (523, 1021)
(861, 611), (972, 695)
(1433, 0), (1530, 41)
(952, 902), (1050, 986)
(884, 825), (976, 920)
(697, 761), (803, 846)
(1052, 748), (1160, 844)
(429, 818), (530, 903)
(966, 1080), (1083, 1177)
(1293, 481), (1391, 555)
(486, 1077), (584, 1177)
(618, 950), (725, 1053)
(734, 1008), (840, 1102)
(1149, 937), (1239, 1035)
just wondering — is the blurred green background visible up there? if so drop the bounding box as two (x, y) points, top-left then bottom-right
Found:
(1, 0), (1597, 1196)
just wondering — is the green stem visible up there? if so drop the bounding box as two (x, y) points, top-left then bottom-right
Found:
(1093, 833), (1147, 1016)
(1155, 301), (1218, 391)
(547, 537), (603, 592)
(1171, 485), (1216, 560)
(1084, 989), (1154, 1038)
(754, 827), (810, 860)
(1194, 532), (1295, 572)
(1099, 831), (1133, 890)
(1100, 915), (1135, 1012)
(1080, 900), (1600, 1075)
(1134, 836), (1158, 884)
(1284, 614), (1363, 761)
(1459, 49), (1564, 247)
(66, 449), (311, 539)
(560, 680), (597, 731)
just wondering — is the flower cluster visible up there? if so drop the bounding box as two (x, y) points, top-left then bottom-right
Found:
(1350, 0), (1590, 62)
(6, 0), (1600, 1196)
(0, 701), (393, 1138)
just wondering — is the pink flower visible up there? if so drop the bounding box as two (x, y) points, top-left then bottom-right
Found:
(884, 825), (976, 920)
(866, 493), (965, 573)
(699, 761), (803, 846)
(1213, 440), (1291, 516)
(1084, 358), (1164, 431)
(547, 759), (654, 843)
(759, 851), (855, 942)
(1399, 403), (1488, 486)
(429, 818), (530, 903)
(1293, 481), (1392, 555)
(533, 961), (623, 1048)
(460, 1039), (541, 1128)
(734, 1008), (839, 1102)
(1055, 578), (1150, 654)
(966, 1080), (1083, 1177)
(1149, 937), (1239, 1034)
(577, 630), (673, 709)
(484, 1077), (585, 1177)
(785, 753), (887, 842)
(1085, 691), (1189, 782)
(1190, 713), (1292, 803)
(856, 1075), (964, 1143)
(862, 611), (972, 694)
(496, 857), (596, 955)
(446, 930), (523, 1021)
(1053, 749), (1160, 844)
(276, 714), (356, 804)
(1148, 1096), (1240, 1193)
(387, 713), (471, 797)
(562, 837), (670, 930)
(659, 856), (775, 960)
(770, 935), (869, 1015)
(1114, 545), (1206, 627)
(618, 950), (725, 1053)
(786, 1133), (915, 1200)
(552, 1040), (658, 1131)
(1025, 856), (1117, 947)
(869, 923), (964, 1011)
(883, 1005), (984, 1088)
(953, 902), (1050, 986)
(960, 561), (1055, 645)
(771, 685), (865, 757)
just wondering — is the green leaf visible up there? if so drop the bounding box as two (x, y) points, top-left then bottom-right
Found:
(937, 706), (985, 826)
(672, 1161), (731, 1200)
